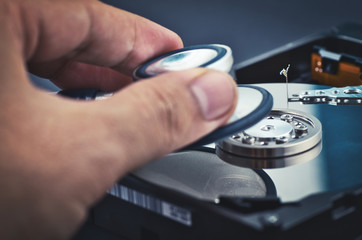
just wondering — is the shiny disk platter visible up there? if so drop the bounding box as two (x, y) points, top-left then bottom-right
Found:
(216, 109), (322, 168)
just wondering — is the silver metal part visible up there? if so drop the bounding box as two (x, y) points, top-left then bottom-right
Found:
(133, 44), (233, 79)
(216, 109), (322, 168)
(244, 119), (293, 142)
(132, 150), (269, 201)
(280, 64), (290, 108)
(289, 85), (362, 105)
(145, 46), (232, 74)
(227, 86), (263, 124)
(95, 92), (113, 100)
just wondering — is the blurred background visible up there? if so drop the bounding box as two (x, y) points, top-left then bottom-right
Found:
(32, 0), (362, 89)
(105, 0), (361, 62)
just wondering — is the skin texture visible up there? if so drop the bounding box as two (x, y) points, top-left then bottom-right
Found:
(0, 0), (238, 239)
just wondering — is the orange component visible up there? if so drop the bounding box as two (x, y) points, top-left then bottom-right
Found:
(311, 53), (362, 87)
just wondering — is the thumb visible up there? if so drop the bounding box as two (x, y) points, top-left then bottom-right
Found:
(95, 68), (237, 172)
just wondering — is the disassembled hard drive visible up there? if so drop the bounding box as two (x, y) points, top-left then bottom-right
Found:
(69, 24), (362, 240)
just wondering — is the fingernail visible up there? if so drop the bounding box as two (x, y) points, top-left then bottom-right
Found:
(191, 71), (236, 121)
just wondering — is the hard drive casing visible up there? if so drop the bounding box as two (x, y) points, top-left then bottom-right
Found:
(73, 23), (362, 240)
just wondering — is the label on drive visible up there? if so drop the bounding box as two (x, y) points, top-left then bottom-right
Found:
(108, 184), (192, 226)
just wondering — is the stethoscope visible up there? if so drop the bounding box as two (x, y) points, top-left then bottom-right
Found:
(58, 44), (273, 150)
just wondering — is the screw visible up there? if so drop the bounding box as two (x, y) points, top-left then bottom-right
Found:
(242, 136), (255, 145)
(232, 135), (241, 140)
(267, 215), (279, 224)
(260, 214), (281, 228)
(294, 123), (308, 135)
(276, 136), (289, 144)
(281, 114), (293, 122)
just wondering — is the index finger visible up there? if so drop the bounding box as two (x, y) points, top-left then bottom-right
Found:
(21, 0), (183, 76)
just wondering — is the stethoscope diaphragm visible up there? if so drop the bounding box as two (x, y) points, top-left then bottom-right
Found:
(133, 44), (233, 79)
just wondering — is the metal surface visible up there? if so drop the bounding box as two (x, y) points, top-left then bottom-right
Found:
(216, 141), (322, 169)
(132, 150), (271, 202)
(123, 83), (362, 203)
(216, 109), (322, 168)
(133, 44), (233, 79)
(289, 85), (362, 105)
(228, 86), (263, 122)
(252, 83), (362, 202)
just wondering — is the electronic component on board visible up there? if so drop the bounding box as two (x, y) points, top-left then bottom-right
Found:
(311, 46), (362, 87)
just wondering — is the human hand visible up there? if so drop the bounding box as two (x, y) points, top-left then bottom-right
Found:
(0, 0), (237, 239)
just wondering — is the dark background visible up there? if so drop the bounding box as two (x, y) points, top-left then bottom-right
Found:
(32, 0), (362, 90)
(104, 0), (362, 65)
